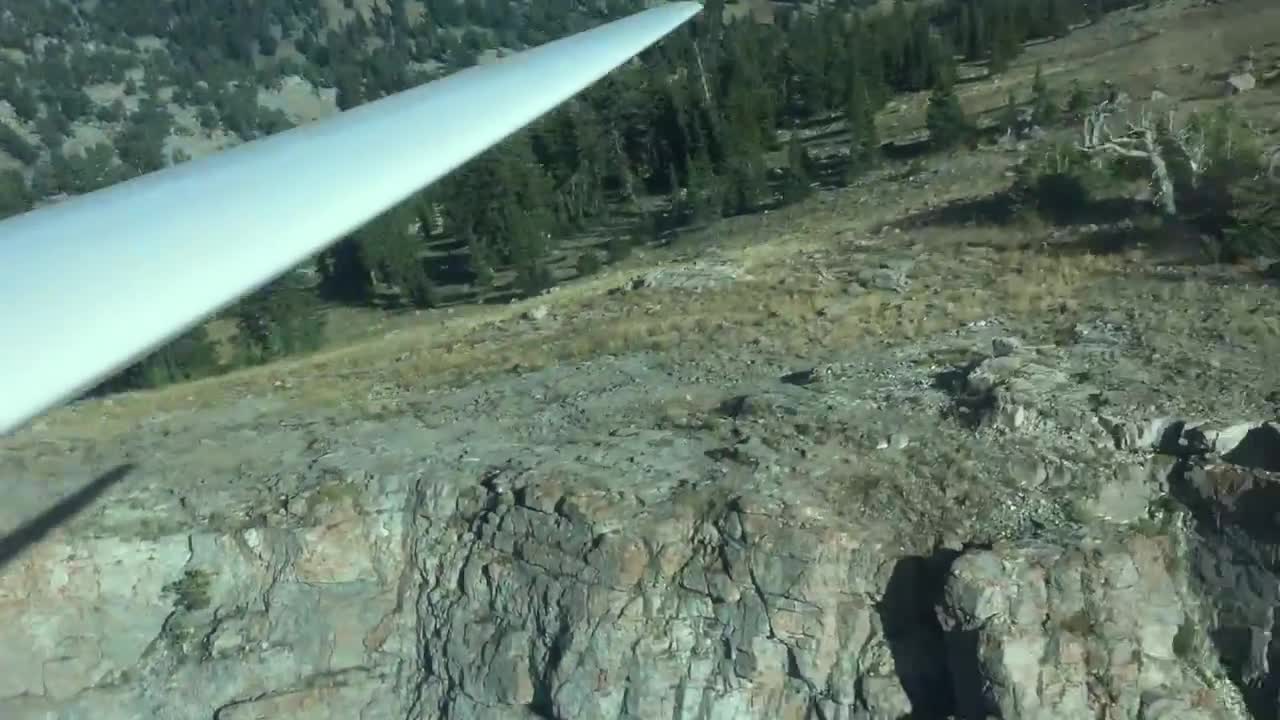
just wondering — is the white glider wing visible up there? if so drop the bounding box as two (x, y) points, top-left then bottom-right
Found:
(0, 2), (701, 435)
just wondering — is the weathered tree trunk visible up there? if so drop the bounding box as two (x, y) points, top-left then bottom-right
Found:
(1141, 130), (1179, 216)
(1080, 102), (1181, 215)
(612, 132), (637, 205)
(692, 40), (713, 108)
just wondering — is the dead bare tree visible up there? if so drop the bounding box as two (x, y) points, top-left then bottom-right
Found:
(692, 40), (713, 109)
(1168, 110), (1207, 186)
(1078, 100), (1213, 216)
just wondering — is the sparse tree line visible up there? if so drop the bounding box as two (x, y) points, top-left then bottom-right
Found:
(0, 0), (1181, 395)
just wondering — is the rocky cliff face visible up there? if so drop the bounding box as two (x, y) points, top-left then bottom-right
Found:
(3, 289), (1277, 719)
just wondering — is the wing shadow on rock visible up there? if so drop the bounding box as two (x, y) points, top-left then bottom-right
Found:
(0, 463), (135, 570)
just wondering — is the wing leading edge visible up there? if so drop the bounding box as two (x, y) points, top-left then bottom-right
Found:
(0, 2), (701, 435)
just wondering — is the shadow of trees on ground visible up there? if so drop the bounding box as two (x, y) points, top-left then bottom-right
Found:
(884, 174), (1165, 257)
(893, 188), (1145, 229)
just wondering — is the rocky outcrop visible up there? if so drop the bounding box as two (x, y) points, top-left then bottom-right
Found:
(419, 483), (927, 719)
(940, 534), (1241, 720)
(1164, 422), (1280, 719)
(1, 325), (1275, 719)
(0, 448), (417, 720)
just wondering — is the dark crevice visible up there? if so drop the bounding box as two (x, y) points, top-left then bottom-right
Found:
(1167, 456), (1280, 720)
(1155, 419), (1189, 456)
(932, 360), (996, 431)
(876, 549), (962, 719)
(528, 616), (572, 719)
(785, 645), (817, 692)
(941, 628), (986, 720)
(1222, 423), (1280, 473)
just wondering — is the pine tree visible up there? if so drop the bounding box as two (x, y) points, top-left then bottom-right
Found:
(1221, 176), (1279, 261)
(903, 15), (937, 92)
(335, 65), (364, 110)
(358, 203), (438, 308)
(989, 7), (1021, 73)
(1000, 91), (1021, 134)
(782, 136), (813, 203)
(319, 236), (374, 303)
(116, 99), (172, 173)
(1030, 62), (1059, 125)
(925, 72), (972, 150)
(502, 139), (559, 294)
(784, 18), (826, 117)
(955, 3), (972, 59)
(534, 106), (611, 229)
(844, 69), (880, 180)
(853, 22), (890, 108)
(685, 144), (720, 223)
(1087, 0), (1104, 24)
(721, 153), (768, 216)
(99, 325), (221, 392)
(1044, 0), (1070, 37)
(1066, 79), (1090, 117)
(0, 123), (38, 164)
(717, 50), (770, 216)
(138, 326), (220, 387)
(232, 271), (325, 364)
(0, 169), (32, 219)
(467, 233), (498, 289)
(964, 0), (987, 61)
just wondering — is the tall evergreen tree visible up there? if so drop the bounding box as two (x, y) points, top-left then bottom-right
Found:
(1030, 62), (1059, 125)
(0, 169), (32, 219)
(97, 325), (220, 393)
(845, 69), (880, 180)
(783, 136), (814, 203)
(1066, 79), (1091, 117)
(989, 5), (1022, 73)
(685, 144), (721, 223)
(999, 90), (1021, 134)
(231, 271), (324, 364)
(963, 0), (987, 61)
(319, 236), (374, 303)
(926, 71), (972, 150)
(358, 202), (439, 307)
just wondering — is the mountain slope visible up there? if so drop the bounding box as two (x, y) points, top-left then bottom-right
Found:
(2, 0), (1280, 717)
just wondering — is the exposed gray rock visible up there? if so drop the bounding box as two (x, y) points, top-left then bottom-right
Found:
(1071, 460), (1169, 525)
(940, 533), (1243, 720)
(941, 350), (1113, 445)
(1264, 260), (1280, 281)
(856, 260), (913, 293)
(1170, 460), (1280, 718)
(1227, 72), (1257, 94)
(1, 320), (1273, 720)
(1098, 415), (1181, 452)
(991, 335), (1025, 358)
(630, 260), (748, 292)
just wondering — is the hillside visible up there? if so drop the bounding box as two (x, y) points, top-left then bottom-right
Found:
(3, 0), (1280, 718)
(2, 0), (1163, 389)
